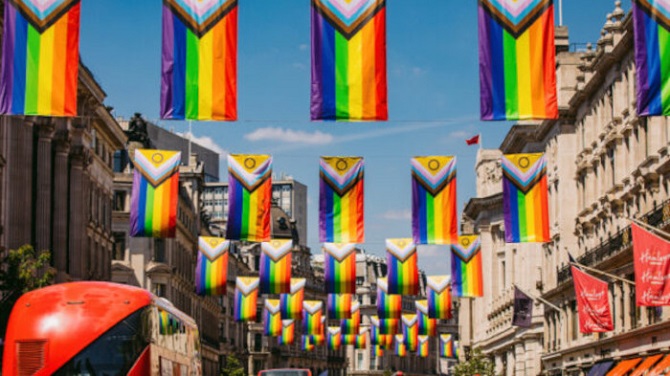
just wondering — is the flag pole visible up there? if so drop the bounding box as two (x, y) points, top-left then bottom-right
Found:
(513, 284), (562, 313)
(478, 133), (482, 150)
(558, 0), (563, 26)
(629, 217), (670, 241)
(569, 261), (635, 285)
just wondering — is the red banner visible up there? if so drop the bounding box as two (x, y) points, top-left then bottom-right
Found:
(632, 223), (670, 306)
(572, 266), (613, 333)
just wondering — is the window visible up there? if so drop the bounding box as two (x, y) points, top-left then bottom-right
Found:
(155, 239), (166, 262)
(153, 283), (166, 297)
(356, 277), (365, 286)
(113, 191), (126, 211)
(113, 232), (126, 261)
(357, 353), (364, 370)
(254, 334), (263, 352)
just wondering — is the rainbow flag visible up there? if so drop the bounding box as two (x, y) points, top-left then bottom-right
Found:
(278, 320), (295, 345)
(401, 314), (418, 352)
(386, 239), (419, 295)
(395, 335), (407, 357)
(311, 333), (326, 346)
(370, 322), (390, 347)
(130, 150), (181, 238)
(633, 0), (670, 115)
(0, 0), (80, 116)
(260, 239), (293, 294)
(264, 299), (282, 336)
(417, 335), (430, 358)
(371, 315), (399, 335)
(411, 156), (458, 244)
(451, 237), (484, 298)
(340, 301), (361, 335)
(328, 293), (353, 319)
(160, 0), (237, 120)
(195, 237), (230, 296)
(341, 334), (356, 345)
(302, 335), (315, 351)
(281, 278), (305, 320)
(319, 157), (365, 242)
(234, 277), (259, 322)
(303, 300), (324, 335)
(324, 243), (358, 294)
(376, 277), (401, 319)
(478, 0), (557, 120)
(355, 328), (368, 349)
(310, 0), (387, 121)
(440, 334), (455, 358)
(415, 301), (437, 337)
(327, 327), (342, 350)
(227, 154), (272, 242)
(426, 275), (453, 318)
(158, 309), (182, 335)
(502, 153), (550, 242)
(374, 345), (384, 357)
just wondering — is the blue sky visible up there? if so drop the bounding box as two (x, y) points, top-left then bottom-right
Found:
(80, 1), (626, 274)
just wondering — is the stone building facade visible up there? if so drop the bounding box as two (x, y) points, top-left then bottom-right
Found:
(0, 63), (126, 283)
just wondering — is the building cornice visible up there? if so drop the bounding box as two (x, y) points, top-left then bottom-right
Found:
(463, 193), (503, 220)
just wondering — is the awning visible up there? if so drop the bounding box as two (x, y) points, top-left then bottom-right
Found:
(630, 354), (663, 376)
(647, 355), (670, 376)
(606, 358), (642, 376)
(587, 361), (615, 376)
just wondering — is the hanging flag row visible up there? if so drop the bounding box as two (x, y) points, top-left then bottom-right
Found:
(4, 1), (670, 119)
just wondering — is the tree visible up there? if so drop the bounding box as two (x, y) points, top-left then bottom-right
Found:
(453, 348), (495, 376)
(221, 354), (245, 376)
(0, 245), (56, 337)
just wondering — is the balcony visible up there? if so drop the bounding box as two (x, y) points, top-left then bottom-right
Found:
(557, 198), (670, 285)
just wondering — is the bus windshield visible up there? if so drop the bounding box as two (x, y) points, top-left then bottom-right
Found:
(260, 370), (312, 376)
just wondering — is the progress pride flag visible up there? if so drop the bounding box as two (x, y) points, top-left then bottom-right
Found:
(632, 223), (670, 306)
(571, 266), (613, 333)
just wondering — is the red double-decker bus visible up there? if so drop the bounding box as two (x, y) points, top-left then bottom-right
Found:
(2, 281), (202, 375)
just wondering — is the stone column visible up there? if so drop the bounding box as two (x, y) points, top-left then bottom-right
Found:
(35, 120), (55, 253)
(5, 118), (33, 249)
(69, 145), (87, 279)
(53, 131), (70, 281)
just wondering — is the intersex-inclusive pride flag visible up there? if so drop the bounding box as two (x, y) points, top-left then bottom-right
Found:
(401, 314), (419, 352)
(260, 239), (293, 294)
(328, 293), (353, 319)
(415, 300), (437, 337)
(302, 335), (316, 351)
(341, 334), (356, 345)
(478, 0), (557, 120)
(130, 150), (181, 238)
(377, 277), (401, 319)
(227, 154), (272, 242)
(0, 0), (81, 116)
(386, 239), (419, 295)
(281, 278), (306, 320)
(160, 0), (237, 120)
(427, 275), (454, 318)
(632, 223), (670, 306)
(440, 334), (455, 358)
(320, 157), (365, 243)
(303, 300), (324, 335)
(340, 301), (361, 335)
(417, 335), (430, 358)
(312, 318), (326, 345)
(264, 299), (283, 337)
(571, 266), (614, 333)
(195, 237), (230, 296)
(502, 153), (550, 243)
(234, 277), (259, 322)
(311, 0), (387, 121)
(451, 237), (484, 298)
(278, 320), (295, 345)
(324, 243), (358, 294)
(411, 156), (458, 244)
(327, 327), (342, 350)
(395, 335), (407, 357)
(374, 345), (384, 357)
(633, 0), (670, 116)
(355, 328), (368, 349)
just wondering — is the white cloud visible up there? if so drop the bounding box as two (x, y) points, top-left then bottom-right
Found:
(177, 132), (228, 159)
(298, 44), (308, 51)
(380, 209), (411, 220)
(244, 127), (334, 145)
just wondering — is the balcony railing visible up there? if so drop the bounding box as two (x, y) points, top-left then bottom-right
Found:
(557, 198), (670, 285)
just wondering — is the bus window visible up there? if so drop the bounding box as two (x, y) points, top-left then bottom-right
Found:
(53, 308), (149, 375)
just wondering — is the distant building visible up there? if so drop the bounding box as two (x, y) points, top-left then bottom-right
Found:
(203, 176), (308, 246)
